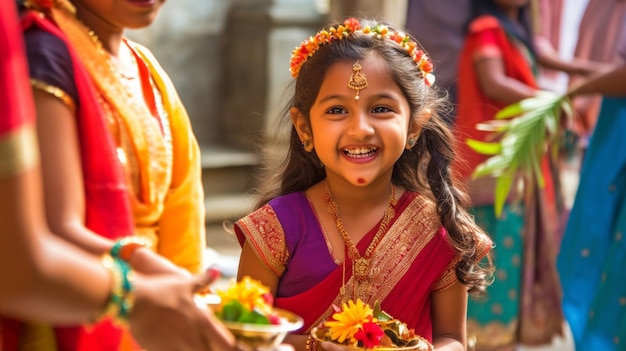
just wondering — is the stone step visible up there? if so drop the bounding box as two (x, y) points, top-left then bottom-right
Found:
(200, 144), (260, 170)
(204, 193), (255, 224)
(200, 144), (260, 197)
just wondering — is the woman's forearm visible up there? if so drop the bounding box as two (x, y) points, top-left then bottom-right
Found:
(0, 167), (110, 323)
(569, 64), (626, 97)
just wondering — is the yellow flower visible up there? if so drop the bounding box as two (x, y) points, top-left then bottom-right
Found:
(217, 276), (272, 314)
(325, 299), (376, 345)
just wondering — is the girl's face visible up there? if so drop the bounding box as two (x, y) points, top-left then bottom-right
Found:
(296, 54), (421, 188)
(73, 0), (166, 32)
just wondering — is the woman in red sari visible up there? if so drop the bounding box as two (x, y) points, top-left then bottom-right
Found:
(454, 0), (600, 349)
(1, 0), (206, 350)
(235, 18), (494, 351)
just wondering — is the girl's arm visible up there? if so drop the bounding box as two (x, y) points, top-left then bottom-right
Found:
(431, 282), (468, 351)
(534, 36), (601, 77)
(474, 55), (536, 106)
(237, 240), (280, 295)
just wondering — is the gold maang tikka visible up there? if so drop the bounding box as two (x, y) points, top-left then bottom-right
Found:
(348, 61), (367, 100)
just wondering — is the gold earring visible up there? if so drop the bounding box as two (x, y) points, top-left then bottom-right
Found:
(302, 140), (313, 152)
(348, 61), (367, 100)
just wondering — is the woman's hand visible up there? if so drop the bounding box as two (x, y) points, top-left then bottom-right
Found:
(317, 341), (351, 351)
(129, 247), (191, 278)
(129, 267), (236, 351)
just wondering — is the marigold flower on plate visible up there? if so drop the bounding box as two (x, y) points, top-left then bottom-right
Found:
(217, 276), (273, 315)
(312, 299), (434, 350)
(325, 299), (377, 344)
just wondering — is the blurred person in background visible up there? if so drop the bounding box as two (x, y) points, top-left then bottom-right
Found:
(453, 0), (601, 349)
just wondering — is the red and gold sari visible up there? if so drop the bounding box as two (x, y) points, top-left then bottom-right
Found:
(235, 190), (492, 342)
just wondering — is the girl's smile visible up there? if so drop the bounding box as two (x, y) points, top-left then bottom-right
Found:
(304, 53), (415, 187)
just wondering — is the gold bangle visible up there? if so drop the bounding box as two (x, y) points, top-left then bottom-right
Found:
(91, 254), (135, 326)
(110, 236), (151, 262)
(305, 334), (317, 351)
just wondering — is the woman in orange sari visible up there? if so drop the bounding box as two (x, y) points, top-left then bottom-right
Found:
(1, 0), (205, 350)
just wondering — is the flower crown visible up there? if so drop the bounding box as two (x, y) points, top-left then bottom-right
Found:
(289, 18), (435, 87)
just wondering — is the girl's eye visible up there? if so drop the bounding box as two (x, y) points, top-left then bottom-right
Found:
(372, 106), (393, 114)
(327, 107), (346, 114)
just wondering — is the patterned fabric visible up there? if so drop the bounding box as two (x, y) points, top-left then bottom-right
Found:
(558, 96), (626, 350)
(235, 190), (492, 343)
(467, 204), (524, 348)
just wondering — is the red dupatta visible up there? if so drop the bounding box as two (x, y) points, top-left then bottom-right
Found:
(0, 2), (38, 350)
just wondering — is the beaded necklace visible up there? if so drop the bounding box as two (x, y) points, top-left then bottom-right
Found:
(324, 181), (397, 300)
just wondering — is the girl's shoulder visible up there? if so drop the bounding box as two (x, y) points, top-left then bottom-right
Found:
(267, 191), (308, 211)
(468, 14), (501, 34)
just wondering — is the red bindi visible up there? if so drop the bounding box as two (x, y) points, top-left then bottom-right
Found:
(357, 178), (365, 184)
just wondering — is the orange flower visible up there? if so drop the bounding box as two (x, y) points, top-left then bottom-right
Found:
(288, 18), (435, 86)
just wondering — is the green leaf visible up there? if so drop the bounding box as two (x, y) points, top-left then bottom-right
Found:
(466, 139), (502, 155)
(494, 171), (515, 217)
(239, 308), (270, 324)
(469, 92), (573, 217)
(220, 300), (244, 322)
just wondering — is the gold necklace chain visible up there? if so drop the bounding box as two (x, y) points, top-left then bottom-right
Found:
(324, 181), (397, 290)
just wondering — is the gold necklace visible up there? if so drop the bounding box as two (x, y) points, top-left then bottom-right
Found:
(324, 181), (397, 300)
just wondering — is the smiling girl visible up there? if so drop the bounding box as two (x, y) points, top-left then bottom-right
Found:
(234, 18), (494, 351)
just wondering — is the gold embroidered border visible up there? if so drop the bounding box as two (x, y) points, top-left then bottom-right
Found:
(307, 193), (445, 330)
(365, 193), (442, 302)
(0, 124), (39, 179)
(30, 79), (76, 113)
(236, 204), (289, 276)
(50, 2), (172, 207)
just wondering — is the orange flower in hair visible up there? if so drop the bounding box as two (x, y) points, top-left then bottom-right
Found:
(289, 18), (435, 87)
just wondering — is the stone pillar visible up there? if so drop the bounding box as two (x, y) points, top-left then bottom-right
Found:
(327, 0), (407, 26)
(127, 0), (231, 147)
(221, 0), (326, 154)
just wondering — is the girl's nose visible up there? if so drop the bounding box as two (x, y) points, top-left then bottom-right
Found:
(347, 110), (374, 139)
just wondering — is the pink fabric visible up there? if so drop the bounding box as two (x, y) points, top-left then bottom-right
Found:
(0, 0), (35, 134)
